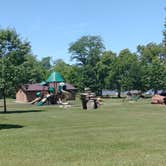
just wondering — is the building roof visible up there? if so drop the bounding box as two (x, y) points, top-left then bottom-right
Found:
(67, 83), (77, 90)
(21, 83), (76, 92)
(21, 83), (44, 91)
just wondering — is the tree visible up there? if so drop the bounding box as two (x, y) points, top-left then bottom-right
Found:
(69, 35), (105, 93)
(107, 49), (140, 97)
(96, 51), (116, 91)
(19, 55), (47, 84)
(0, 28), (31, 112)
(40, 56), (52, 70)
(69, 35), (105, 66)
(137, 43), (166, 92)
(53, 59), (81, 89)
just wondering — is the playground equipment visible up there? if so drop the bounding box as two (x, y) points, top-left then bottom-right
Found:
(36, 93), (52, 106)
(30, 71), (70, 106)
(30, 92), (42, 104)
(57, 82), (70, 104)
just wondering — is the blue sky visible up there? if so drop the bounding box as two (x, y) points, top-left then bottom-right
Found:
(0, 0), (165, 63)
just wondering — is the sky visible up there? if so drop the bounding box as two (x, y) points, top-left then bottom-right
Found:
(0, 0), (165, 63)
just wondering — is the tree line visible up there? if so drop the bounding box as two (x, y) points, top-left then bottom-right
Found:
(1, 11), (166, 100)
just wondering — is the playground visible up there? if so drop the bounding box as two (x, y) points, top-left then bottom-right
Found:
(16, 71), (76, 107)
(1, 98), (166, 165)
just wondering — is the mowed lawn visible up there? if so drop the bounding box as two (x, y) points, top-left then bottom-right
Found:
(0, 98), (166, 166)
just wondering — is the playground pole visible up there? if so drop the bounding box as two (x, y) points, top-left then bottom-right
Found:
(54, 82), (57, 104)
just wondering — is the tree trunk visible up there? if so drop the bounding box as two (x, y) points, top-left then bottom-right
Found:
(3, 88), (7, 113)
(154, 89), (158, 94)
(97, 89), (102, 96)
(117, 89), (121, 98)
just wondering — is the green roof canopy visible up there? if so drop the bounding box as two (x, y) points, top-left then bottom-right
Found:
(46, 71), (64, 83)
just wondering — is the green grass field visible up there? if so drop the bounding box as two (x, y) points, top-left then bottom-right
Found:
(0, 98), (166, 166)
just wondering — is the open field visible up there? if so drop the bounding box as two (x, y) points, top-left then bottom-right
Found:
(0, 98), (166, 166)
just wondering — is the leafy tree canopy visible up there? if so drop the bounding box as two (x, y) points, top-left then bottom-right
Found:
(69, 35), (105, 66)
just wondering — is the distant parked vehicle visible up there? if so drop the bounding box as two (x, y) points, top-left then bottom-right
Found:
(102, 90), (117, 97)
(145, 90), (155, 95)
(159, 90), (166, 96)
